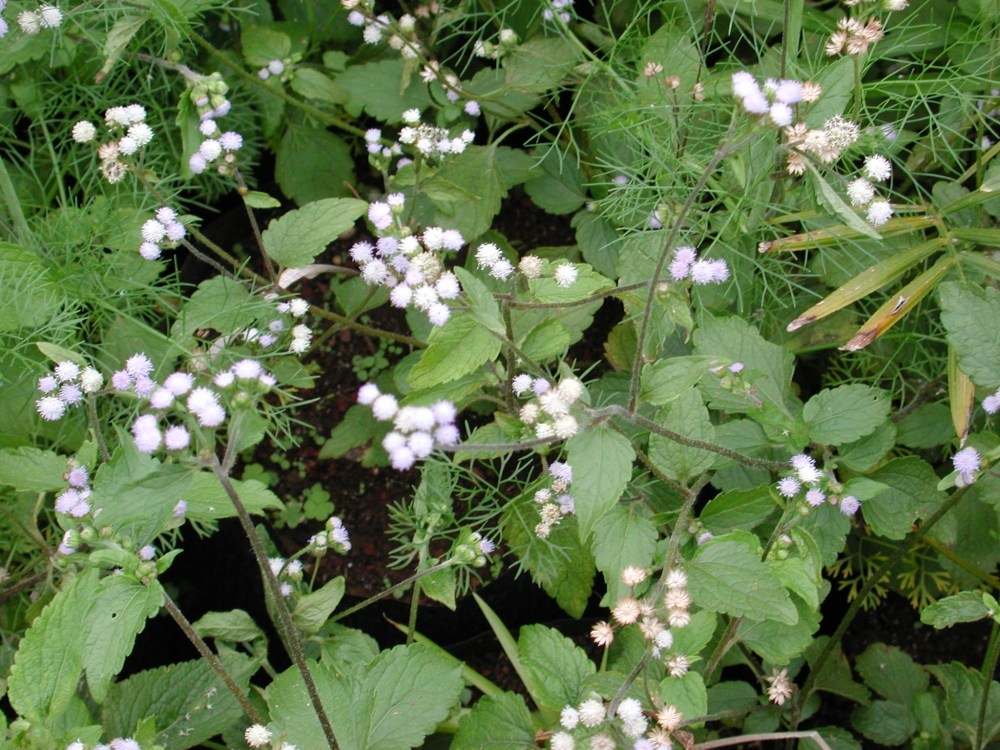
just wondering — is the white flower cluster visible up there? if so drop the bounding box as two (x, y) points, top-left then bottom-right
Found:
(846, 154), (894, 226)
(532, 461), (575, 539)
(357, 384), (460, 470)
(363, 128), (402, 160)
(420, 61), (478, 112)
(239, 295), (311, 353)
(71, 104), (153, 184)
(399, 109), (475, 159)
(352, 197), (464, 327)
(667, 246), (729, 284)
(732, 72), (821, 128)
(309, 515), (352, 554)
(542, 0), (574, 23)
(189, 116), (243, 175)
(14, 3), (61, 35)
(35, 359), (104, 421)
(826, 16), (885, 57)
(65, 737), (144, 750)
(55, 462), (91, 519)
(778, 453), (860, 515)
(983, 387), (1000, 415)
(550, 691), (679, 750)
(269, 555), (305, 597)
(257, 57), (289, 80)
(784, 114), (861, 174)
(764, 667), (796, 706)
(139, 207), (186, 260)
(953, 447), (981, 488)
(473, 28), (518, 60)
(514, 375), (585, 441)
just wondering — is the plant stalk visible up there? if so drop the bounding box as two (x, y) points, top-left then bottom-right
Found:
(976, 620), (1000, 750)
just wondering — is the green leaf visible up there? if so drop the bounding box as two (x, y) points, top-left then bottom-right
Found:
(102, 650), (256, 750)
(670, 610), (717, 657)
(805, 57), (856, 128)
(851, 701), (917, 746)
(241, 24), (291, 66)
(649, 388), (716, 482)
(699, 485), (777, 535)
(658, 672), (708, 723)
(803, 385), (890, 445)
(94, 463), (191, 546)
(0, 447), (69, 491)
(275, 124), (356, 206)
(408, 313), (502, 389)
(895, 403), (955, 449)
(862, 457), (945, 540)
(640, 356), (722, 405)
(100, 15), (149, 77)
(262, 197), (367, 269)
(574, 212), (619, 278)
(84, 577), (164, 702)
(429, 145), (508, 240)
(192, 609), (264, 643)
(805, 636), (871, 704)
(566, 426), (635, 541)
(523, 146), (587, 215)
(419, 565), (457, 610)
(737, 596), (819, 664)
(292, 577), (345, 634)
(939, 281), (1000, 389)
(320, 625), (380, 675)
(268, 645), (463, 750)
(921, 591), (997, 628)
(799, 727), (862, 750)
(452, 692), (535, 750)
(183, 472), (282, 520)
(454, 267), (503, 334)
(687, 535), (798, 625)
(290, 69), (347, 104)
(170, 276), (255, 343)
(528, 262), (613, 304)
(335, 58), (432, 123)
(503, 37), (579, 97)
(855, 643), (928, 704)
(518, 624), (595, 714)
(804, 160), (881, 240)
(8, 568), (99, 722)
(319, 404), (383, 459)
(770, 557), (820, 611)
(520, 318), (572, 363)
(592, 503), (657, 604)
(927, 662), (1000, 746)
(244, 191), (282, 209)
(838, 421), (897, 472)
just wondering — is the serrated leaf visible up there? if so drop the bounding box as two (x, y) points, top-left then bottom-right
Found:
(241, 24), (291, 66)
(170, 276), (256, 343)
(640, 356), (721, 405)
(520, 318), (572, 363)
(862, 457), (945, 540)
(518, 625), (595, 714)
(592, 503), (657, 604)
(419, 565), (457, 610)
(803, 385), (890, 445)
(523, 146), (587, 215)
(0, 244), (65, 332)
(8, 568), (99, 721)
(0, 446), (70, 491)
(408, 313), (502, 389)
(192, 609), (263, 643)
(93, 464), (192, 546)
(528, 262), (614, 304)
(102, 649), (256, 750)
(275, 125), (357, 206)
(687, 536), (798, 625)
(566, 426), (634, 541)
(921, 591), (996, 628)
(452, 691), (535, 750)
(183, 472), (282, 520)
(335, 58), (432, 123)
(805, 636), (871, 704)
(939, 281), (1000, 390)
(268, 644), (463, 750)
(454, 267), (503, 334)
(290, 69), (347, 104)
(100, 15), (148, 77)
(262, 197), (367, 269)
(855, 643), (928, 704)
(84, 577), (164, 702)
(927, 662), (1000, 746)
(737, 596), (819, 664)
(429, 145), (508, 240)
(670, 610), (717, 657)
(574, 212), (619, 278)
(804, 160), (880, 239)
(320, 625), (380, 676)
(649, 388), (716, 482)
(658, 672), (708, 722)
(852, 701), (917, 746)
(292, 577), (345, 634)
(699, 485), (777, 535)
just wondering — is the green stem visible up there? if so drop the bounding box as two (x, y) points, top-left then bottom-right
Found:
(329, 560), (456, 623)
(86, 395), (111, 463)
(501, 281), (652, 310)
(976, 621), (1000, 750)
(0, 156), (31, 244)
(780, 0), (803, 77)
(38, 119), (68, 208)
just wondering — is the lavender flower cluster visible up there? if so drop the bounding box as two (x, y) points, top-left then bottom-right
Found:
(357, 384), (460, 470)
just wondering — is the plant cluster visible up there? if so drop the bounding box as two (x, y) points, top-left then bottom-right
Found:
(3, 0), (1000, 749)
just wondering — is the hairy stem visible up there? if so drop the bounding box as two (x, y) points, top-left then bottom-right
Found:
(976, 621), (1000, 750)
(163, 591), (265, 725)
(696, 731), (831, 750)
(211, 457), (340, 750)
(589, 405), (788, 472)
(627, 126), (739, 411)
(234, 169), (277, 285)
(329, 560), (457, 623)
(86, 395), (112, 463)
(500, 281), (653, 310)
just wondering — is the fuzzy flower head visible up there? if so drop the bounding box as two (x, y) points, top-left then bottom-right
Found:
(953, 447), (981, 486)
(778, 476), (801, 498)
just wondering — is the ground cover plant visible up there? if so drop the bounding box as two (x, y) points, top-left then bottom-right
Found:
(3, 0), (1000, 748)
